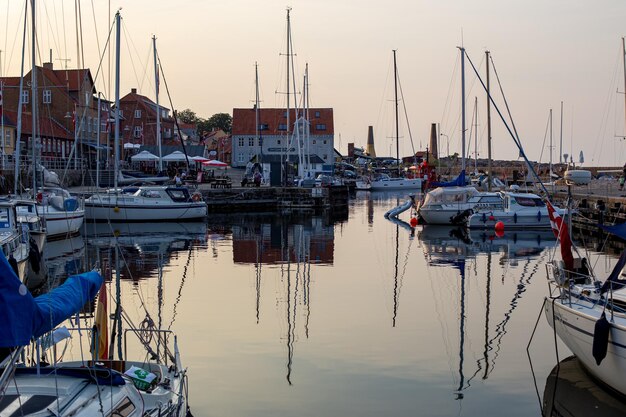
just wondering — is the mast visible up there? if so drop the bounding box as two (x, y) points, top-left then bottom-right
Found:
(255, 62), (260, 164)
(153, 35), (162, 172)
(284, 8), (291, 186)
(31, 0), (37, 194)
(393, 50), (400, 177)
(486, 50), (492, 191)
(549, 108), (553, 191)
(559, 101), (563, 164)
(113, 11), (121, 191)
(460, 47), (466, 173)
(14, 0), (28, 195)
(623, 37), (626, 138)
(473, 96), (478, 175)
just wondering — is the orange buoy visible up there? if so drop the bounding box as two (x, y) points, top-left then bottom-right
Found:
(494, 220), (505, 234)
(410, 217), (418, 227)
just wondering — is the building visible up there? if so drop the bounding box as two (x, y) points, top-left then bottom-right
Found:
(118, 88), (175, 147)
(231, 107), (334, 169)
(0, 62), (104, 165)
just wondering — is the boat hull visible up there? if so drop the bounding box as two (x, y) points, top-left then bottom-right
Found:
(467, 211), (552, 229)
(419, 206), (472, 225)
(544, 297), (626, 397)
(356, 178), (422, 191)
(85, 202), (207, 221)
(40, 209), (85, 239)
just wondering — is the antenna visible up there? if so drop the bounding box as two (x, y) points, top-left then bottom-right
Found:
(56, 58), (71, 69)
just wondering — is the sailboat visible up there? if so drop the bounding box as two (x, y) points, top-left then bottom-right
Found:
(84, 31), (206, 222)
(12, 2), (84, 239)
(355, 51), (422, 191)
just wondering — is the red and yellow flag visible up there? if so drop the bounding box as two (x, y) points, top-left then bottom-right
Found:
(93, 283), (109, 360)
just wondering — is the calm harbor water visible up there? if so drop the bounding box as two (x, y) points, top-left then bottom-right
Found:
(44, 191), (626, 416)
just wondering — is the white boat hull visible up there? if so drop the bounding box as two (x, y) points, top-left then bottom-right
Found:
(356, 178), (421, 191)
(467, 211), (552, 229)
(40, 209), (85, 239)
(544, 297), (626, 396)
(85, 202), (207, 221)
(419, 205), (473, 225)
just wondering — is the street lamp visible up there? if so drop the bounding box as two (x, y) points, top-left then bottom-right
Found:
(440, 133), (449, 158)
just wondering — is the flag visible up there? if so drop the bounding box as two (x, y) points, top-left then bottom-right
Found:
(92, 282), (109, 360)
(546, 200), (574, 271)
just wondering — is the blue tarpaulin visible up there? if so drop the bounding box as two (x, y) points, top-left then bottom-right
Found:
(600, 223), (626, 241)
(430, 170), (466, 188)
(0, 251), (102, 347)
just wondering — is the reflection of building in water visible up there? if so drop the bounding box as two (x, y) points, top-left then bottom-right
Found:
(83, 222), (208, 282)
(232, 216), (334, 265)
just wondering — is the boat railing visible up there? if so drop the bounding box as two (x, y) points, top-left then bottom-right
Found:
(124, 328), (177, 369)
(0, 346), (25, 396)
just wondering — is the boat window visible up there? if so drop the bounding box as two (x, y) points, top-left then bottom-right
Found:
(0, 208), (10, 229)
(108, 397), (136, 417)
(477, 196), (502, 204)
(141, 190), (162, 198)
(166, 188), (190, 202)
(515, 197), (545, 207)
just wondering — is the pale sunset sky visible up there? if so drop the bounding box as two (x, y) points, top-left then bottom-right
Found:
(1, 0), (625, 166)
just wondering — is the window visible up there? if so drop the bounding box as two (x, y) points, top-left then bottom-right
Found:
(118, 110), (124, 118)
(21, 90), (29, 104)
(277, 139), (281, 145)
(135, 109), (141, 118)
(278, 124), (287, 131)
(259, 124), (268, 131)
(87, 117), (92, 133)
(312, 140), (316, 145)
(248, 138), (254, 146)
(238, 154), (244, 163)
(316, 124), (326, 131)
(133, 126), (142, 138)
(238, 138), (244, 147)
(315, 111), (320, 118)
(323, 154), (328, 160)
(42, 90), (51, 104)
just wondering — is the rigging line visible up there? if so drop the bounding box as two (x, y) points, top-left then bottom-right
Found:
(89, 0), (105, 93)
(374, 54), (393, 150)
(121, 23), (142, 93)
(5, 0), (25, 77)
(61, 0), (67, 68)
(592, 43), (620, 163)
(464, 51), (549, 197)
(40, 0), (63, 65)
(440, 52), (459, 138)
(396, 70), (416, 154)
(158, 56), (191, 171)
(488, 54), (521, 147)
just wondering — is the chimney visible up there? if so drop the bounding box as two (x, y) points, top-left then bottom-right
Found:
(429, 123), (438, 160)
(131, 88), (137, 94)
(366, 126), (376, 157)
(43, 62), (53, 70)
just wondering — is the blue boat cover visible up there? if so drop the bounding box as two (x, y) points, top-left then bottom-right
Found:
(430, 170), (466, 188)
(600, 223), (626, 241)
(0, 251), (102, 347)
(600, 249), (626, 294)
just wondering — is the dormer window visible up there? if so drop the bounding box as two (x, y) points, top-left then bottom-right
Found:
(135, 110), (141, 118)
(43, 90), (52, 104)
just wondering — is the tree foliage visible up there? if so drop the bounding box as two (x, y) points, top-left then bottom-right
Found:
(177, 108), (199, 124)
(177, 109), (232, 136)
(206, 113), (232, 133)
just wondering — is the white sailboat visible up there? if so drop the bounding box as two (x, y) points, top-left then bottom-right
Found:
(84, 31), (206, 222)
(356, 51), (422, 191)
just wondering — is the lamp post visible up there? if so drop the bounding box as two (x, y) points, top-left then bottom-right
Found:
(440, 133), (449, 159)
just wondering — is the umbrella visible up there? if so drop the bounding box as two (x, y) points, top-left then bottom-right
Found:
(162, 151), (188, 162)
(202, 159), (228, 168)
(131, 150), (159, 162)
(191, 155), (209, 162)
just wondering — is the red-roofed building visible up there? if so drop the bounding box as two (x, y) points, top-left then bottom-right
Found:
(118, 88), (176, 147)
(0, 62), (105, 165)
(231, 107), (334, 168)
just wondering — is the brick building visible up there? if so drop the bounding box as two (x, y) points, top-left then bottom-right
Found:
(118, 88), (176, 147)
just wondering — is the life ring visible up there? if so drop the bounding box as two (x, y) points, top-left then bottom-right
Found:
(192, 192), (202, 202)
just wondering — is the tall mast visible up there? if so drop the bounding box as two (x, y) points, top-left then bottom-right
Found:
(623, 37), (626, 140)
(473, 96), (478, 175)
(14, 0), (28, 195)
(305, 63), (310, 177)
(393, 50), (400, 176)
(559, 101), (563, 164)
(284, 8), (291, 186)
(460, 47), (466, 173)
(255, 62), (260, 163)
(549, 108), (553, 186)
(153, 35), (162, 172)
(31, 0), (37, 194)
(113, 11), (121, 191)
(486, 50), (492, 191)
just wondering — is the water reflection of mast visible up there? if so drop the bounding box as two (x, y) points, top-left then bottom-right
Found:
(455, 259), (466, 400)
(483, 251), (492, 379)
(392, 224), (399, 327)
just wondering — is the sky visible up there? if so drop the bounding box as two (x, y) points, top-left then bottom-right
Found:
(1, 0), (625, 167)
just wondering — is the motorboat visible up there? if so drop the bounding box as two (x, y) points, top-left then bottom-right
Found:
(0, 199), (30, 280)
(417, 186), (502, 225)
(355, 173), (422, 191)
(84, 185), (207, 221)
(467, 191), (566, 229)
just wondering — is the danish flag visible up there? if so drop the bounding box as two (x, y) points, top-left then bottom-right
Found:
(546, 200), (574, 271)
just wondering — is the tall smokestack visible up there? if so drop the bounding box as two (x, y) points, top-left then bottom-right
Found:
(429, 123), (438, 160)
(366, 125), (376, 157)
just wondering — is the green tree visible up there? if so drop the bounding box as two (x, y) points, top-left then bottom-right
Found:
(177, 108), (199, 124)
(207, 113), (232, 133)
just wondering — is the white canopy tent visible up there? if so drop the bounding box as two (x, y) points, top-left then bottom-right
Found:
(131, 150), (160, 162)
(161, 151), (189, 162)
